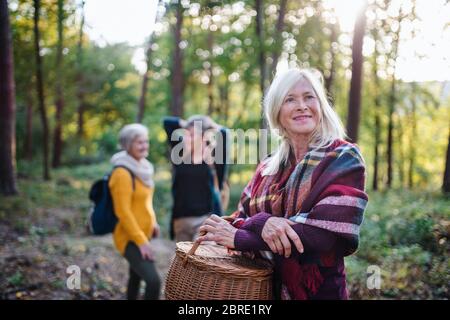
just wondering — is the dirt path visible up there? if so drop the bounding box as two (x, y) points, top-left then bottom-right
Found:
(0, 212), (176, 300)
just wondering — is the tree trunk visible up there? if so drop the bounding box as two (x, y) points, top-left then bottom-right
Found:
(33, 0), (50, 180)
(207, 31), (214, 116)
(325, 22), (338, 97)
(373, 101), (381, 191)
(386, 10), (403, 189)
(443, 126), (450, 193)
(137, 0), (161, 123)
(371, 34), (381, 191)
(408, 83), (417, 189)
(137, 45), (152, 123)
(24, 89), (33, 161)
(0, 0), (18, 195)
(231, 82), (250, 128)
(386, 78), (395, 188)
(397, 114), (405, 187)
(269, 0), (288, 78)
(255, 0), (267, 129)
(76, 0), (85, 137)
(52, 0), (64, 168)
(372, 24), (381, 190)
(219, 82), (230, 125)
(170, 0), (184, 117)
(346, 1), (368, 143)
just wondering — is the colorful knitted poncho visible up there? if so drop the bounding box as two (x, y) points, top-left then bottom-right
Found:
(229, 139), (368, 299)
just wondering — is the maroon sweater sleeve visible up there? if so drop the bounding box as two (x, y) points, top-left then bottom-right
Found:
(234, 229), (270, 251)
(233, 212), (338, 254)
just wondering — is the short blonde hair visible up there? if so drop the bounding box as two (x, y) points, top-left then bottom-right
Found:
(118, 123), (148, 151)
(263, 68), (346, 175)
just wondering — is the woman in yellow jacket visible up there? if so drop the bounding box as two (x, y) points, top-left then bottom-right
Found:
(109, 123), (160, 300)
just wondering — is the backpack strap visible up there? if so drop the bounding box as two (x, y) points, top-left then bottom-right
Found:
(112, 165), (136, 191)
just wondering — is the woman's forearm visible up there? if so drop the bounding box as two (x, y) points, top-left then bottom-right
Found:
(290, 223), (338, 253)
(237, 212), (338, 254)
(234, 228), (270, 251)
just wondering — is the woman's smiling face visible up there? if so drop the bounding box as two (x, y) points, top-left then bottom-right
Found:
(278, 78), (320, 140)
(129, 134), (149, 160)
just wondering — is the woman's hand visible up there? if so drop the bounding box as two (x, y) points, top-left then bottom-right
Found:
(138, 241), (155, 261)
(197, 214), (237, 248)
(261, 217), (304, 258)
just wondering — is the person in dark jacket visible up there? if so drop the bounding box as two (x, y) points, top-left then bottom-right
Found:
(163, 115), (229, 242)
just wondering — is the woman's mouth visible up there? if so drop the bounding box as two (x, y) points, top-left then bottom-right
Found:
(293, 115), (312, 121)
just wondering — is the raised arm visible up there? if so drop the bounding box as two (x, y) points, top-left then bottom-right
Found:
(162, 116), (183, 148)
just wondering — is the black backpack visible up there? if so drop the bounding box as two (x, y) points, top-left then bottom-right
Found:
(88, 166), (135, 235)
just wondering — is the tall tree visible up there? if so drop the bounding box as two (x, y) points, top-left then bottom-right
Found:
(325, 21), (338, 97)
(255, 0), (267, 128)
(76, 0), (85, 137)
(33, 0), (50, 180)
(0, 0), (18, 195)
(170, 0), (184, 117)
(269, 0), (288, 78)
(346, 0), (368, 143)
(137, 0), (162, 123)
(137, 42), (153, 123)
(219, 82), (230, 124)
(397, 112), (406, 187)
(371, 26), (382, 191)
(443, 126), (450, 193)
(206, 30), (214, 116)
(24, 88), (33, 161)
(408, 83), (418, 188)
(52, 0), (64, 168)
(386, 6), (404, 188)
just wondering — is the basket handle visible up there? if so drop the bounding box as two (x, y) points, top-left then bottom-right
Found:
(182, 216), (234, 267)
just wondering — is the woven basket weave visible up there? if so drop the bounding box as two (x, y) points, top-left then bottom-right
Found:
(164, 241), (273, 300)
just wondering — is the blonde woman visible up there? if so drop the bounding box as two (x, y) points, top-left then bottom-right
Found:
(198, 68), (368, 300)
(109, 124), (160, 300)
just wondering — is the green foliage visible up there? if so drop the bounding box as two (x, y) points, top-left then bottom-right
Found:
(346, 189), (450, 299)
(5, 0), (450, 300)
(7, 271), (25, 287)
(8, 0), (449, 189)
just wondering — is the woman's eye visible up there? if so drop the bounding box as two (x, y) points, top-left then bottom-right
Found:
(285, 97), (294, 103)
(306, 95), (315, 100)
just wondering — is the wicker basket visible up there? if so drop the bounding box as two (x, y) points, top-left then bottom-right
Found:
(165, 241), (273, 300)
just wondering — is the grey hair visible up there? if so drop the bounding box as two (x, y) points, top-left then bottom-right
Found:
(262, 68), (346, 176)
(184, 115), (218, 132)
(118, 123), (149, 151)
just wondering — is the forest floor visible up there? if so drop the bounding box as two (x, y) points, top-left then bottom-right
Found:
(0, 162), (177, 300)
(0, 161), (449, 299)
(0, 220), (175, 300)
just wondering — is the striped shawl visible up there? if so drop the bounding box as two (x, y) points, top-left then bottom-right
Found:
(230, 139), (368, 299)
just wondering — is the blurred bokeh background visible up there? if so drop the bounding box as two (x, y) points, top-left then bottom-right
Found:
(0, 0), (449, 299)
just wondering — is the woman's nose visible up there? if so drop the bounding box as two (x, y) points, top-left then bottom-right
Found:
(295, 103), (308, 111)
